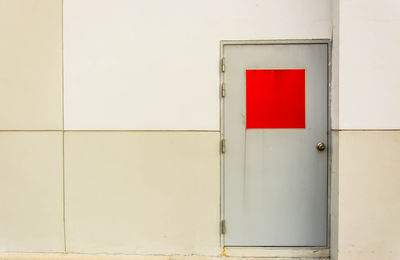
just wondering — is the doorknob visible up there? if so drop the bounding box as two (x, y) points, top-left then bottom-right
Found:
(316, 142), (326, 151)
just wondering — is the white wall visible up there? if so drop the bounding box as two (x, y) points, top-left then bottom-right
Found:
(339, 0), (400, 129)
(63, 0), (332, 130)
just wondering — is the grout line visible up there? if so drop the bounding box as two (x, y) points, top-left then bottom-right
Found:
(61, 0), (66, 252)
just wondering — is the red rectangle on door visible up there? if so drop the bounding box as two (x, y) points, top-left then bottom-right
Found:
(246, 69), (305, 129)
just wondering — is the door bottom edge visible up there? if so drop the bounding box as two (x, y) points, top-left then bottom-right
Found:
(223, 247), (329, 258)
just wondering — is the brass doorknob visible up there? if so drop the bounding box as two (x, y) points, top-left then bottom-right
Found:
(316, 142), (326, 151)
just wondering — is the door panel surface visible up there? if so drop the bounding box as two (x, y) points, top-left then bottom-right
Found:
(223, 44), (328, 247)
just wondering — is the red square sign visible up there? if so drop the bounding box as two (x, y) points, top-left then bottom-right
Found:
(246, 69), (305, 129)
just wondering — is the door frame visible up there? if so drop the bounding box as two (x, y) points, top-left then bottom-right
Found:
(219, 40), (332, 258)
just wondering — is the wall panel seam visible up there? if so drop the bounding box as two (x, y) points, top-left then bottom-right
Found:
(332, 129), (400, 131)
(0, 130), (220, 132)
(63, 130), (221, 132)
(0, 130), (63, 132)
(61, 0), (66, 252)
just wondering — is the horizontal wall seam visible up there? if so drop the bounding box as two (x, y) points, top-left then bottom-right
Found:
(3, 129), (399, 132)
(0, 130), (220, 132)
(332, 129), (400, 132)
(4, 129), (400, 132)
(63, 130), (221, 132)
(0, 130), (63, 132)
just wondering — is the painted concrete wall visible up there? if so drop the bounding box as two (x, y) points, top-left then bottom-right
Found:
(0, 0), (332, 255)
(2, 0), (400, 259)
(334, 0), (400, 259)
(0, 132), (64, 252)
(63, 0), (331, 130)
(0, 0), (64, 252)
(338, 0), (400, 129)
(60, 0), (331, 255)
(64, 131), (220, 255)
(338, 131), (400, 260)
(0, 0), (63, 130)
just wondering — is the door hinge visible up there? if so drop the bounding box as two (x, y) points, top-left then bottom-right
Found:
(221, 82), (225, 97)
(221, 139), (225, 154)
(221, 57), (225, 72)
(221, 219), (226, 234)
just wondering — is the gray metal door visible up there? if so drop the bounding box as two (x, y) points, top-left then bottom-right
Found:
(223, 43), (328, 247)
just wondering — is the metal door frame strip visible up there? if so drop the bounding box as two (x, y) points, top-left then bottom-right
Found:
(219, 39), (332, 258)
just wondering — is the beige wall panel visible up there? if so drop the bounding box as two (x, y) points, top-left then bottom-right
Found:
(0, 0), (62, 130)
(64, 131), (220, 255)
(338, 131), (400, 260)
(0, 132), (64, 252)
(330, 131), (339, 260)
